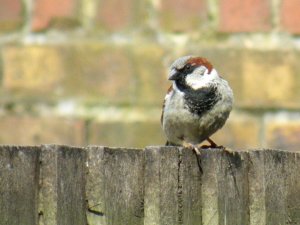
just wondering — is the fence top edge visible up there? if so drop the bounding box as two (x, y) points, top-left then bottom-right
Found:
(86, 145), (143, 151)
(0, 145), (40, 150)
(145, 146), (299, 154)
(0, 145), (298, 154)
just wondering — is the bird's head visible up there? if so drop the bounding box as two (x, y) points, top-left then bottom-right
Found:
(168, 56), (219, 91)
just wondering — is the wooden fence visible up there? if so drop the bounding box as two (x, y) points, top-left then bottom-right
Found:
(0, 145), (299, 225)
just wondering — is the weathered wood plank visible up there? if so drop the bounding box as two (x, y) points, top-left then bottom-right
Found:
(285, 151), (300, 224)
(86, 146), (106, 225)
(103, 147), (144, 225)
(144, 146), (179, 225)
(201, 149), (222, 225)
(217, 151), (250, 225)
(0, 146), (40, 225)
(38, 145), (87, 225)
(86, 146), (144, 225)
(143, 146), (161, 225)
(180, 148), (202, 225)
(38, 145), (58, 225)
(248, 150), (266, 225)
(264, 150), (287, 225)
(57, 145), (87, 225)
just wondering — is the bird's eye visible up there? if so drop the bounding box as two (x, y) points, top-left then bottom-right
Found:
(182, 64), (194, 74)
(177, 64), (194, 74)
(184, 64), (191, 70)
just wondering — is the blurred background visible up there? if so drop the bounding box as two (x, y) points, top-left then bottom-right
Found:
(0, 0), (299, 150)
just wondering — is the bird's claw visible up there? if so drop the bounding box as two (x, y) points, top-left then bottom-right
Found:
(182, 142), (201, 155)
(203, 137), (225, 149)
(193, 147), (201, 155)
(201, 144), (225, 149)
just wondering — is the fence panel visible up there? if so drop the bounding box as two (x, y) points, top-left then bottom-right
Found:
(0, 146), (300, 225)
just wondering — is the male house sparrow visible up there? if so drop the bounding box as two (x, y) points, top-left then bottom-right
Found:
(161, 56), (233, 154)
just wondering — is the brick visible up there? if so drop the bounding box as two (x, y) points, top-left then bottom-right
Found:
(210, 111), (261, 149)
(159, 0), (207, 32)
(62, 44), (136, 103)
(0, 116), (85, 145)
(219, 0), (272, 32)
(265, 114), (300, 151)
(96, 0), (138, 31)
(32, 0), (79, 31)
(0, 0), (22, 31)
(2, 45), (136, 104)
(2, 46), (65, 95)
(281, 0), (300, 34)
(240, 50), (300, 108)
(132, 45), (168, 106)
(88, 121), (165, 148)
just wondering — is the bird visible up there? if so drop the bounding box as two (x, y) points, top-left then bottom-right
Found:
(161, 55), (233, 155)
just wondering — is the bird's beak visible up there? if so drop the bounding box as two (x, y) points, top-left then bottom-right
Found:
(168, 70), (181, 81)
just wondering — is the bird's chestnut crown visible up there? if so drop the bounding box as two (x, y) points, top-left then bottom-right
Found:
(186, 57), (213, 74)
(169, 56), (213, 81)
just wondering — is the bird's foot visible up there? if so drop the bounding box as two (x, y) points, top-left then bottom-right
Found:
(182, 142), (201, 155)
(182, 141), (203, 173)
(203, 138), (235, 154)
(201, 138), (225, 149)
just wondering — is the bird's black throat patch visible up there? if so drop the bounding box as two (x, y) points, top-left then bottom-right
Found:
(175, 79), (221, 116)
(184, 86), (220, 116)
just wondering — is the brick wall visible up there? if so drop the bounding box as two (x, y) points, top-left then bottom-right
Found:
(0, 0), (299, 150)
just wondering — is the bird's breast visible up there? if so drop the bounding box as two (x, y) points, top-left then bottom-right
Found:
(162, 82), (233, 145)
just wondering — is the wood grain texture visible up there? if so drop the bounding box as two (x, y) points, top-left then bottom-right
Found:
(180, 148), (202, 225)
(285, 151), (300, 224)
(39, 145), (87, 225)
(218, 150), (250, 225)
(264, 150), (287, 225)
(144, 146), (179, 225)
(86, 146), (144, 225)
(86, 146), (106, 225)
(201, 149), (222, 225)
(57, 145), (87, 225)
(248, 150), (266, 225)
(103, 147), (144, 225)
(38, 145), (58, 225)
(0, 146), (40, 225)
